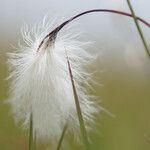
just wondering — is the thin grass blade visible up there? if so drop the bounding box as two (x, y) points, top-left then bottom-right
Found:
(33, 132), (36, 150)
(126, 0), (150, 59)
(29, 113), (33, 150)
(65, 49), (90, 150)
(56, 124), (68, 150)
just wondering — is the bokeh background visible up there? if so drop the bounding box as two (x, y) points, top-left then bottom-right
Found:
(0, 0), (150, 150)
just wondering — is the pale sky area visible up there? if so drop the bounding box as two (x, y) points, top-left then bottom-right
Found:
(1, 0), (150, 78)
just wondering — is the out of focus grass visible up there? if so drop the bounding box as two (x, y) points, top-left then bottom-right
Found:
(0, 44), (150, 150)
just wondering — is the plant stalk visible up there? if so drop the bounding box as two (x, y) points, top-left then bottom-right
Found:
(56, 124), (68, 150)
(126, 0), (150, 59)
(65, 50), (89, 150)
(29, 113), (33, 150)
(38, 9), (150, 51)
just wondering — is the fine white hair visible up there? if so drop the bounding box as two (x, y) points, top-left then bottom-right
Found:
(7, 17), (99, 141)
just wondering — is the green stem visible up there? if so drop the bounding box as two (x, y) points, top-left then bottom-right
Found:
(126, 0), (150, 59)
(33, 133), (36, 150)
(65, 50), (90, 150)
(56, 124), (68, 150)
(29, 113), (33, 150)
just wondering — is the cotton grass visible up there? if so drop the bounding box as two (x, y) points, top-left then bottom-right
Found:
(7, 18), (98, 141)
(6, 7), (150, 150)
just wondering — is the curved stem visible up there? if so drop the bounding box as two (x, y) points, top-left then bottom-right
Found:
(38, 9), (150, 50)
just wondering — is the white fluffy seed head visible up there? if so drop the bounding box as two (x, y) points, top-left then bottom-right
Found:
(7, 18), (99, 141)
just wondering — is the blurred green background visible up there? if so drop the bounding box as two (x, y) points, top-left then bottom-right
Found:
(1, 46), (150, 150)
(0, 0), (150, 150)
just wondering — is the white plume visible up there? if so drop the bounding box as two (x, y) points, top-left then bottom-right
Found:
(7, 18), (98, 140)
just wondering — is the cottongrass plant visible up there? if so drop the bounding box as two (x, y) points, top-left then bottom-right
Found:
(7, 17), (98, 149)
(7, 8), (150, 150)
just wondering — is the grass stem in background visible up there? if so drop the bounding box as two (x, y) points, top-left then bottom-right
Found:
(65, 50), (90, 150)
(29, 113), (33, 150)
(56, 124), (68, 150)
(33, 133), (36, 150)
(126, 0), (150, 59)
